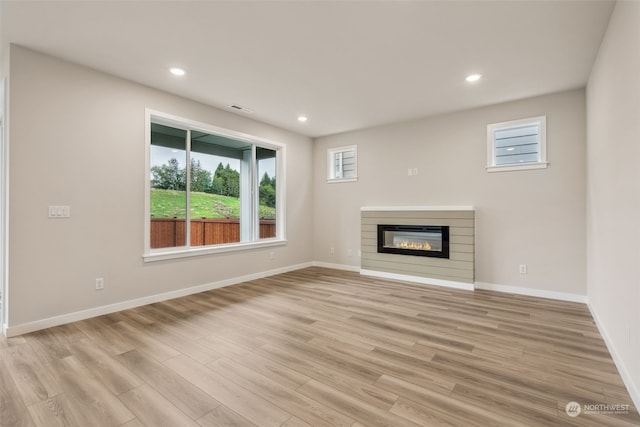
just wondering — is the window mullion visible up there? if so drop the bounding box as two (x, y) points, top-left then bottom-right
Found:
(251, 144), (258, 241)
(239, 149), (252, 242)
(185, 129), (191, 248)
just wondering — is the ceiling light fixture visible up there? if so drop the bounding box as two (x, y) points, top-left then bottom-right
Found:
(298, 116), (308, 122)
(170, 67), (186, 76)
(466, 73), (482, 82)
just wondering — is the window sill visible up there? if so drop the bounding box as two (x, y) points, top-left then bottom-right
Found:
(143, 238), (287, 263)
(326, 177), (358, 184)
(486, 162), (548, 173)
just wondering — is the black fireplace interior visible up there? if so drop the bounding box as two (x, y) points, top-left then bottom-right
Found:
(377, 224), (450, 258)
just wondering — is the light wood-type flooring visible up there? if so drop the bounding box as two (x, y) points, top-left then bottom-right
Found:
(1, 267), (639, 426)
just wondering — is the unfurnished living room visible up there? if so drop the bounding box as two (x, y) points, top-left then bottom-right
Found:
(0, 1), (639, 426)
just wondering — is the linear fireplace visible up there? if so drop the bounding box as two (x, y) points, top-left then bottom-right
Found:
(377, 224), (450, 258)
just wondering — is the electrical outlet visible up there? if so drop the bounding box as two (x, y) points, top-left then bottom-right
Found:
(412, 167), (419, 176)
(519, 264), (527, 274)
(95, 277), (104, 290)
(330, 247), (335, 255)
(269, 251), (275, 260)
(407, 168), (413, 176)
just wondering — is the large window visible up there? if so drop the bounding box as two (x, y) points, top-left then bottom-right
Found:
(145, 111), (284, 261)
(486, 116), (547, 172)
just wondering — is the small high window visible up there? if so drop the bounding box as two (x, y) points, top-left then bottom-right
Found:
(327, 145), (357, 183)
(487, 116), (547, 172)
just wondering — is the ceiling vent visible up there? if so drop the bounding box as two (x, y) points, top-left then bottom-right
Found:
(228, 104), (253, 113)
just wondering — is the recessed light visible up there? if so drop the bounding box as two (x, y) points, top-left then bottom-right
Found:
(298, 116), (308, 122)
(465, 74), (481, 82)
(170, 67), (186, 76)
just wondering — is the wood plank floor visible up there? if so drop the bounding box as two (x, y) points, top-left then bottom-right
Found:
(1, 267), (639, 426)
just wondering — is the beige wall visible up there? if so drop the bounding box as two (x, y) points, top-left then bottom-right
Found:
(7, 46), (313, 328)
(586, 1), (640, 406)
(314, 89), (587, 296)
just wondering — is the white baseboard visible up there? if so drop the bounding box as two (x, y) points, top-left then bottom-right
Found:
(360, 269), (474, 291)
(474, 281), (587, 303)
(312, 261), (361, 272)
(587, 303), (640, 415)
(5, 262), (313, 337)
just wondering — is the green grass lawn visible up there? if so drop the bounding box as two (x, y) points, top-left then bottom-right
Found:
(150, 188), (275, 219)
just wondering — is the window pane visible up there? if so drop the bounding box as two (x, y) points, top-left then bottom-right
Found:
(495, 143), (538, 157)
(329, 147), (357, 180)
(340, 149), (357, 179)
(494, 125), (539, 143)
(495, 152), (539, 165)
(150, 123), (187, 249)
(495, 135), (540, 164)
(494, 124), (540, 164)
(257, 147), (277, 239)
(190, 131), (251, 246)
(334, 152), (343, 178)
(488, 117), (546, 170)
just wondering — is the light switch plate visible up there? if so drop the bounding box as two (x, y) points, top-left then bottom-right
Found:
(48, 205), (71, 218)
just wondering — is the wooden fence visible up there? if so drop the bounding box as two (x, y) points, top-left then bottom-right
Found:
(150, 218), (276, 249)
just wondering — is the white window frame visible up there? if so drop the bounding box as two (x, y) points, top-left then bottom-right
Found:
(144, 109), (286, 262)
(486, 116), (548, 173)
(327, 145), (358, 183)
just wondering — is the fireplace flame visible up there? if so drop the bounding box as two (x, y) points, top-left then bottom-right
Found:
(397, 240), (431, 250)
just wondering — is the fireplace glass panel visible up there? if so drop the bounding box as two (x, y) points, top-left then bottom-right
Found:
(377, 225), (449, 258)
(383, 230), (443, 252)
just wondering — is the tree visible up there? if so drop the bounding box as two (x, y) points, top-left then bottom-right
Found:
(259, 172), (276, 208)
(190, 159), (212, 193)
(225, 164), (240, 197)
(150, 158), (185, 190)
(210, 163), (226, 195)
(151, 158), (214, 193)
(211, 162), (240, 197)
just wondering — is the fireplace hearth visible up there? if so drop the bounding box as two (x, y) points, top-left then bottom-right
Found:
(377, 224), (450, 258)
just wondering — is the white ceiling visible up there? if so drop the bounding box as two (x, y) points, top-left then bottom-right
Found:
(2, 0), (615, 137)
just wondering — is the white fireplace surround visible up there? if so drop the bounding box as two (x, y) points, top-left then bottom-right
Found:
(360, 206), (475, 212)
